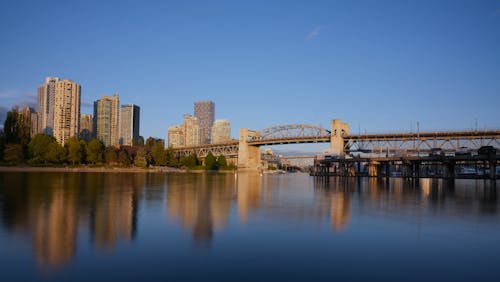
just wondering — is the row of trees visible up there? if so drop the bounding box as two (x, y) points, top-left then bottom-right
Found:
(0, 107), (233, 170)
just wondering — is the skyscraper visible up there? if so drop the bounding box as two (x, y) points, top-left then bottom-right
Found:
(211, 119), (231, 144)
(37, 77), (59, 135)
(19, 107), (38, 138)
(94, 94), (120, 147)
(53, 79), (81, 145)
(183, 114), (200, 147)
(79, 114), (93, 141)
(167, 114), (200, 148)
(119, 104), (140, 146)
(167, 125), (184, 148)
(194, 101), (214, 145)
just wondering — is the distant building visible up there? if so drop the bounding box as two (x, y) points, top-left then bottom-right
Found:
(183, 114), (200, 147)
(18, 107), (37, 138)
(194, 101), (214, 144)
(37, 77), (59, 135)
(167, 114), (200, 148)
(119, 104), (140, 146)
(94, 94), (120, 147)
(168, 125), (184, 148)
(53, 79), (81, 144)
(211, 119), (230, 144)
(79, 114), (93, 141)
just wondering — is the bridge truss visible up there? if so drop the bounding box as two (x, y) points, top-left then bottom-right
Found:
(248, 124), (330, 146)
(345, 130), (500, 155)
(174, 141), (239, 158)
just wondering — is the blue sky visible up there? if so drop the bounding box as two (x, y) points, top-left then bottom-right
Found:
(1, 0), (499, 148)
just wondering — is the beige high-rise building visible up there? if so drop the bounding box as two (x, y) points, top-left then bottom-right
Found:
(94, 94), (120, 147)
(168, 125), (184, 148)
(183, 114), (199, 147)
(53, 79), (81, 145)
(167, 114), (200, 148)
(211, 119), (231, 144)
(37, 77), (59, 135)
(79, 114), (93, 141)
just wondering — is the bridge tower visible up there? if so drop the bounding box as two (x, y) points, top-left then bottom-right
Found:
(330, 119), (349, 156)
(238, 128), (261, 171)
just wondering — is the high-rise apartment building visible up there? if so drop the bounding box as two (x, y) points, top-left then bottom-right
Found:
(53, 79), (81, 144)
(211, 119), (231, 144)
(37, 77), (59, 135)
(119, 104), (140, 146)
(167, 114), (200, 148)
(79, 114), (93, 141)
(183, 114), (200, 147)
(194, 101), (214, 145)
(167, 125), (184, 148)
(18, 107), (37, 138)
(94, 94), (120, 147)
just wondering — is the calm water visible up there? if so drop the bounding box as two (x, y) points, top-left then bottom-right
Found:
(0, 172), (499, 282)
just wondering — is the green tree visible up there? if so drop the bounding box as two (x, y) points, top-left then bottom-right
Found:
(151, 143), (167, 166)
(3, 143), (24, 164)
(87, 139), (104, 164)
(0, 130), (5, 161)
(28, 134), (58, 164)
(3, 108), (20, 144)
(134, 147), (148, 168)
(79, 139), (87, 163)
(165, 146), (178, 167)
(179, 153), (199, 168)
(66, 137), (84, 165)
(216, 155), (228, 169)
(205, 152), (217, 170)
(47, 142), (66, 164)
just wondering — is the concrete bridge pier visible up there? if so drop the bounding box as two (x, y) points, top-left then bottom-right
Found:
(238, 128), (261, 171)
(330, 119), (349, 156)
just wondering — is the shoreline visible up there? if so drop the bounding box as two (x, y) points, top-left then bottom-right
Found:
(0, 166), (238, 174)
(0, 166), (186, 173)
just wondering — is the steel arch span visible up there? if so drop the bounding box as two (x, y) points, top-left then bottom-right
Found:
(248, 124), (331, 145)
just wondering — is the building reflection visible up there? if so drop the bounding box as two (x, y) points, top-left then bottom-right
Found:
(0, 172), (143, 268)
(89, 173), (142, 250)
(32, 175), (78, 267)
(166, 173), (234, 247)
(0, 171), (498, 270)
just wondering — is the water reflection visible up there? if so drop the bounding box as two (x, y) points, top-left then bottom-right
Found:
(0, 172), (144, 268)
(0, 171), (498, 274)
(166, 173), (234, 247)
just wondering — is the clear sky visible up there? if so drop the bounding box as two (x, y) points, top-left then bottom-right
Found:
(1, 0), (499, 147)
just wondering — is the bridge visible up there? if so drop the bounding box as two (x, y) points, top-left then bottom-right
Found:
(173, 119), (500, 171)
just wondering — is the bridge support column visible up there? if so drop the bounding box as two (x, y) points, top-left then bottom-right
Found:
(238, 128), (261, 171)
(444, 161), (455, 179)
(330, 119), (350, 156)
(368, 161), (379, 177)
